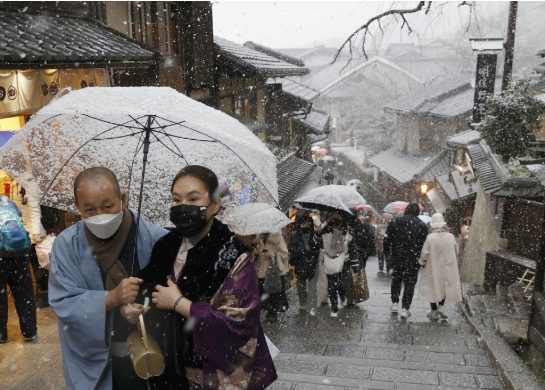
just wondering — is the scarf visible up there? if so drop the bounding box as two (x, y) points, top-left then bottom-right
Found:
(325, 228), (345, 258)
(84, 208), (133, 291)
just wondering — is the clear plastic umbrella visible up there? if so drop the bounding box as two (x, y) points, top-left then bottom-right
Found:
(0, 87), (278, 227)
(223, 203), (291, 235)
(294, 185), (366, 214)
(383, 201), (424, 214)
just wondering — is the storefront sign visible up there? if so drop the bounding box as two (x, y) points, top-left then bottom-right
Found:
(473, 54), (497, 123)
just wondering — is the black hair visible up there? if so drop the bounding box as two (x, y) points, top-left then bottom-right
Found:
(171, 165), (219, 199)
(73, 167), (121, 202)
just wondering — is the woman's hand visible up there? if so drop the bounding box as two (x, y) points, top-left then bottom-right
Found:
(152, 279), (183, 310)
(120, 303), (150, 324)
(261, 251), (272, 259)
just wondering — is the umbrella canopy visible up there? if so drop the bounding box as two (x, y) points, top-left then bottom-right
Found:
(347, 179), (363, 192)
(418, 215), (432, 223)
(316, 148), (327, 154)
(223, 203), (290, 235)
(383, 201), (424, 214)
(322, 156), (335, 162)
(355, 205), (372, 211)
(294, 185), (366, 214)
(311, 146), (320, 152)
(313, 141), (325, 147)
(0, 87), (278, 226)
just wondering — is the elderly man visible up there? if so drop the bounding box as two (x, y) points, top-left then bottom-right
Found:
(49, 167), (167, 390)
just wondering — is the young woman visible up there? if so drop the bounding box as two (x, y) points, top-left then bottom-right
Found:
(134, 166), (277, 390)
(319, 211), (352, 318)
(255, 230), (289, 322)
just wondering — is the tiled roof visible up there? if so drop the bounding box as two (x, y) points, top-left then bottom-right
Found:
(368, 147), (448, 184)
(427, 88), (474, 118)
(214, 36), (309, 77)
(467, 144), (503, 194)
(277, 157), (316, 209)
(384, 75), (471, 114)
(0, 11), (158, 67)
(267, 77), (320, 102)
(294, 108), (330, 137)
(447, 130), (481, 147)
(244, 42), (305, 67)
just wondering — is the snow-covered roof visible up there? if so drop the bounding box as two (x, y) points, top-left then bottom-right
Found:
(0, 10), (159, 68)
(384, 75), (471, 114)
(277, 157), (316, 210)
(214, 36), (309, 77)
(244, 42), (305, 67)
(295, 108), (330, 135)
(267, 77), (320, 102)
(368, 147), (449, 184)
(466, 143), (503, 194)
(447, 130), (481, 148)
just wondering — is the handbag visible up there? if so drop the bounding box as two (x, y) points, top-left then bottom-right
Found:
(127, 313), (165, 379)
(263, 255), (283, 294)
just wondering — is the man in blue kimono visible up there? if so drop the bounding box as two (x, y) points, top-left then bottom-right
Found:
(49, 167), (167, 390)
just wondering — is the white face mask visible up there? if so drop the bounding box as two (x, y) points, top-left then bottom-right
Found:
(83, 209), (124, 239)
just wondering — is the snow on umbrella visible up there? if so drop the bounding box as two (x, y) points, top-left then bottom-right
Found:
(311, 146), (320, 152)
(313, 141), (325, 147)
(0, 87), (278, 229)
(383, 201), (424, 214)
(223, 203), (291, 235)
(355, 205), (372, 211)
(294, 185), (366, 214)
(316, 148), (327, 154)
(322, 156), (335, 162)
(418, 215), (432, 224)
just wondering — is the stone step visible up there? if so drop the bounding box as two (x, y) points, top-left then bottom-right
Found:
(482, 295), (517, 316)
(507, 283), (532, 318)
(466, 295), (486, 317)
(493, 317), (530, 344)
(462, 283), (486, 300)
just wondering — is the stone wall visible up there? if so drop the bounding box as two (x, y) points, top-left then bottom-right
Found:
(461, 180), (507, 284)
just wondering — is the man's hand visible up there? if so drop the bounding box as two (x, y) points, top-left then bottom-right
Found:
(33, 234), (44, 244)
(152, 279), (183, 310)
(261, 251), (272, 259)
(120, 303), (150, 324)
(107, 278), (142, 312)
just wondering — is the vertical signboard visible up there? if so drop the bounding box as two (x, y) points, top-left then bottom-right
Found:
(473, 53), (497, 123)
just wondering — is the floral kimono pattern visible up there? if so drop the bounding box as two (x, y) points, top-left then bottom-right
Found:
(189, 253), (277, 390)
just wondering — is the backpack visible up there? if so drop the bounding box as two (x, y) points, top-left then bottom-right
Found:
(0, 196), (31, 257)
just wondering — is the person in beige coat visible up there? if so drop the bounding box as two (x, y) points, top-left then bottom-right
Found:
(256, 230), (290, 322)
(418, 213), (461, 320)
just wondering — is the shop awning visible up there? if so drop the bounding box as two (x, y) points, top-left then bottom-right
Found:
(0, 10), (161, 69)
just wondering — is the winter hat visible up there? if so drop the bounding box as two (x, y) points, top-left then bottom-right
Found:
(430, 213), (446, 229)
(405, 203), (421, 217)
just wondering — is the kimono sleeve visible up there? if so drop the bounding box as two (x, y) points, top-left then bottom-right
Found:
(49, 235), (109, 358)
(189, 253), (261, 375)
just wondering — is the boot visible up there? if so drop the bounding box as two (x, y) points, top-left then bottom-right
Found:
(36, 289), (49, 309)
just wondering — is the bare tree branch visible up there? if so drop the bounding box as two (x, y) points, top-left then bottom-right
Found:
(332, 1), (426, 64)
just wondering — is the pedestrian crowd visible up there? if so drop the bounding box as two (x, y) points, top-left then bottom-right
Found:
(0, 162), (462, 390)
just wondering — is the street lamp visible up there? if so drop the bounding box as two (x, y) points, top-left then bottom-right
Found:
(420, 183), (428, 194)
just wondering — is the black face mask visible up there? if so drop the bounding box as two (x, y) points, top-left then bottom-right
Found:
(169, 203), (210, 238)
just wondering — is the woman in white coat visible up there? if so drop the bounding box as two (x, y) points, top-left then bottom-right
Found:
(418, 213), (461, 320)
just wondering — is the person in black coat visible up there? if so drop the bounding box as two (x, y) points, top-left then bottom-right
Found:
(348, 213), (376, 271)
(383, 202), (428, 318)
(288, 215), (321, 315)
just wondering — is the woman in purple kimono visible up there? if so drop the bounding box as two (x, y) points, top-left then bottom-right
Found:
(135, 166), (277, 390)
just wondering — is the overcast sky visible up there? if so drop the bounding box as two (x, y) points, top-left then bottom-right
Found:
(212, 2), (544, 51)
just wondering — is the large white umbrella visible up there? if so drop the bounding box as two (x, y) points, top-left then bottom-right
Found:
(223, 203), (291, 235)
(294, 185), (366, 214)
(322, 156), (335, 162)
(0, 87), (278, 227)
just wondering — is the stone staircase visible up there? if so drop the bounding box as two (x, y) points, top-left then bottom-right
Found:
(463, 283), (531, 346)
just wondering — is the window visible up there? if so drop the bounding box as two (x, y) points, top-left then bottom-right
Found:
(131, 2), (181, 58)
(234, 98), (253, 118)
